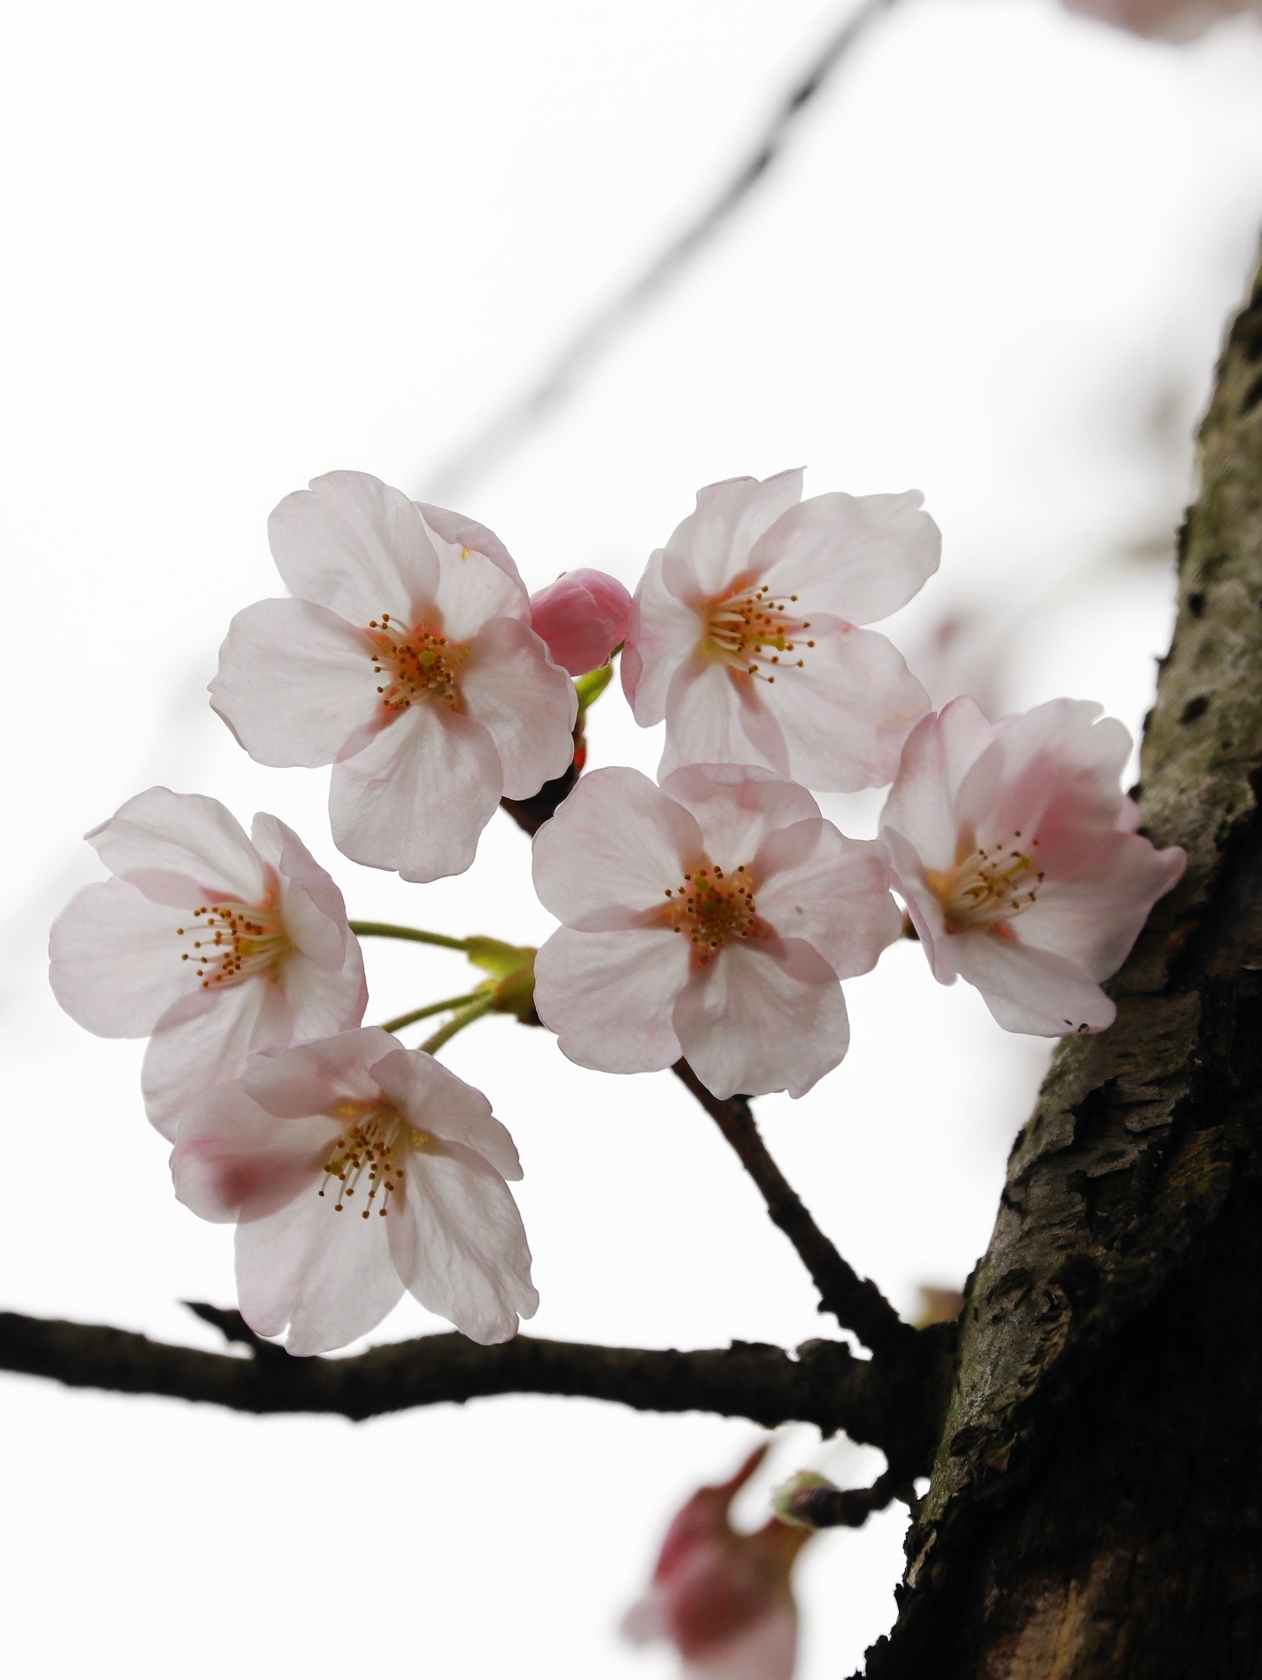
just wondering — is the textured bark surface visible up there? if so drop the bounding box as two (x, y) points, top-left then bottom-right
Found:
(863, 251), (1262, 1678)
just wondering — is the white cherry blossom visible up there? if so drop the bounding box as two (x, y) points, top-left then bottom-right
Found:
(880, 696), (1187, 1036)
(210, 471), (577, 883)
(49, 787), (367, 1138)
(622, 470), (939, 791)
(171, 1027), (537, 1353)
(532, 764), (900, 1100)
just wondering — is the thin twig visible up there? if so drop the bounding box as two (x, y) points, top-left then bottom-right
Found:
(423, 0), (897, 501)
(672, 1061), (914, 1358)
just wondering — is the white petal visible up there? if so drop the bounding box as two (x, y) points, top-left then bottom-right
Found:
(881, 829), (957, 984)
(674, 939), (848, 1099)
(280, 952), (368, 1044)
(685, 1607), (798, 1680)
(268, 471), (440, 624)
(142, 978), (294, 1139)
(251, 811), (350, 970)
(533, 926), (689, 1073)
(532, 766), (703, 927)
(660, 766), (820, 869)
(329, 703), (503, 883)
(952, 932), (1116, 1036)
(658, 659), (791, 782)
(760, 618), (929, 792)
(661, 472), (804, 598)
(416, 501), (526, 591)
(240, 1026), (398, 1117)
(87, 786), (265, 905)
(49, 879), (191, 1036)
(234, 1183), (404, 1355)
(429, 534), (530, 641)
(172, 1082), (337, 1223)
(370, 1044), (523, 1181)
(753, 822), (900, 979)
(753, 489), (940, 624)
(624, 550), (704, 725)
(879, 712), (959, 876)
(210, 597), (382, 769)
(389, 1143), (537, 1344)
(461, 617), (578, 799)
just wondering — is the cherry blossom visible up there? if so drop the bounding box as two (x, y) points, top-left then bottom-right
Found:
(49, 788), (366, 1138)
(622, 470), (939, 791)
(210, 471), (577, 883)
(623, 1446), (811, 1680)
(880, 696), (1186, 1036)
(171, 1026), (537, 1354)
(529, 567), (632, 676)
(1064, 0), (1259, 37)
(532, 763), (900, 1099)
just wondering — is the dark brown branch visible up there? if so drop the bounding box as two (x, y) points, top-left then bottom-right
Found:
(0, 1307), (951, 1467)
(672, 1060), (915, 1359)
(785, 1464), (915, 1530)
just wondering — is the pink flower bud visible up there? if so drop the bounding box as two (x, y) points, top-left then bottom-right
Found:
(529, 568), (632, 677)
(1064, 0), (1259, 36)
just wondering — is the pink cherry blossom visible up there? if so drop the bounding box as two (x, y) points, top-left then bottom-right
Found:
(1064, 0), (1259, 37)
(880, 696), (1186, 1036)
(532, 763), (900, 1099)
(529, 567), (633, 676)
(49, 787), (367, 1138)
(622, 470), (939, 792)
(171, 1026), (537, 1354)
(623, 1446), (811, 1680)
(210, 471), (577, 883)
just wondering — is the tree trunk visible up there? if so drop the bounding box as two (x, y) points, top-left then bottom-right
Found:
(863, 250), (1262, 1678)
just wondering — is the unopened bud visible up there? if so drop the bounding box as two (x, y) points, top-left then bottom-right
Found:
(530, 569), (632, 676)
(771, 1470), (839, 1529)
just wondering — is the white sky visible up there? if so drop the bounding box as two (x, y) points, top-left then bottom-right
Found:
(2, 2), (1261, 1676)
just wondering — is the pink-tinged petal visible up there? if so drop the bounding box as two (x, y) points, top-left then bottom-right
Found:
(210, 597), (382, 770)
(416, 501), (525, 591)
(1012, 831), (1186, 980)
(142, 978), (294, 1139)
(233, 1184), (404, 1355)
(369, 1045), (523, 1181)
(660, 765), (820, 870)
(674, 939), (848, 1099)
(624, 551), (703, 725)
(658, 659), (792, 782)
(329, 703), (503, 883)
(87, 787), (265, 905)
(461, 617), (578, 799)
(529, 569), (633, 676)
(250, 811), (349, 971)
(240, 1026), (398, 1117)
(661, 471), (804, 599)
(951, 933), (1116, 1036)
(49, 878), (191, 1036)
(754, 489), (941, 625)
(761, 618), (929, 792)
(280, 952), (368, 1044)
(268, 471), (440, 624)
(389, 1143), (537, 1344)
(429, 539), (531, 641)
(959, 699), (1127, 845)
(880, 714), (958, 876)
(881, 828), (957, 983)
(531, 767), (703, 928)
(753, 823), (901, 979)
(685, 1607), (798, 1680)
(534, 926), (689, 1073)
(172, 1082), (337, 1223)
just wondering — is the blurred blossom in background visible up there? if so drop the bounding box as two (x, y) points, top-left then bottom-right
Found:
(2, 1), (1262, 1675)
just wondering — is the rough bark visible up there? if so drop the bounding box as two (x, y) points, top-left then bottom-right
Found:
(864, 249), (1262, 1679)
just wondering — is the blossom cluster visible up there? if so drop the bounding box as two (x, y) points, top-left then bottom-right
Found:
(50, 466), (1183, 1364)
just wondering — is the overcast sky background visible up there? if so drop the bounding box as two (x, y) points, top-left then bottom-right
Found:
(3, 2), (1262, 1675)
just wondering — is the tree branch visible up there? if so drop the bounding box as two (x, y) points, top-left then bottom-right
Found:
(672, 1061), (915, 1359)
(0, 1306), (951, 1468)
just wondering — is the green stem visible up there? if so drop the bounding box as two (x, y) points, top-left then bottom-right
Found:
(420, 994), (497, 1057)
(381, 990), (489, 1035)
(349, 921), (469, 952)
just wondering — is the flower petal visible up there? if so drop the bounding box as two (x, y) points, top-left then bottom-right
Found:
(752, 822), (900, 979)
(268, 470), (440, 624)
(329, 702), (503, 883)
(417, 500), (525, 591)
(534, 926), (689, 1073)
(684, 1606), (798, 1680)
(49, 878), (191, 1036)
(531, 767), (703, 929)
(658, 658), (791, 782)
(389, 1142), (537, 1344)
(210, 596), (382, 769)
(661, 471), (804, 598)
(959, 698), (1128, 845)
(461, 617), (578, 800)
(624, 551), (704, 724)
(369, 1045), (523, 1181)
(660, 765), (820, 869)
(172, 1082), (337, 1224)
(753, 489), (940, 624)
(87, 786), (266, 905)
(142, 977), (294, 1139)
(250, 811), (351, 970)
(673, 939), (848, 1099)
(952, 932), (1116, 1036)
(429, 534), (530, 641)
(530, 568), (632, 676)
(240, 1026), (398, 1117)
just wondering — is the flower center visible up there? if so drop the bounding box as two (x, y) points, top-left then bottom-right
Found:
(367, 612), (467, 711)
(700, 585), (815, 683)
(176, 897), (289, 990)
(663, 863), (762, 964)
(925, 836), (1044, 936)
(318, 1102), (432, 1219)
